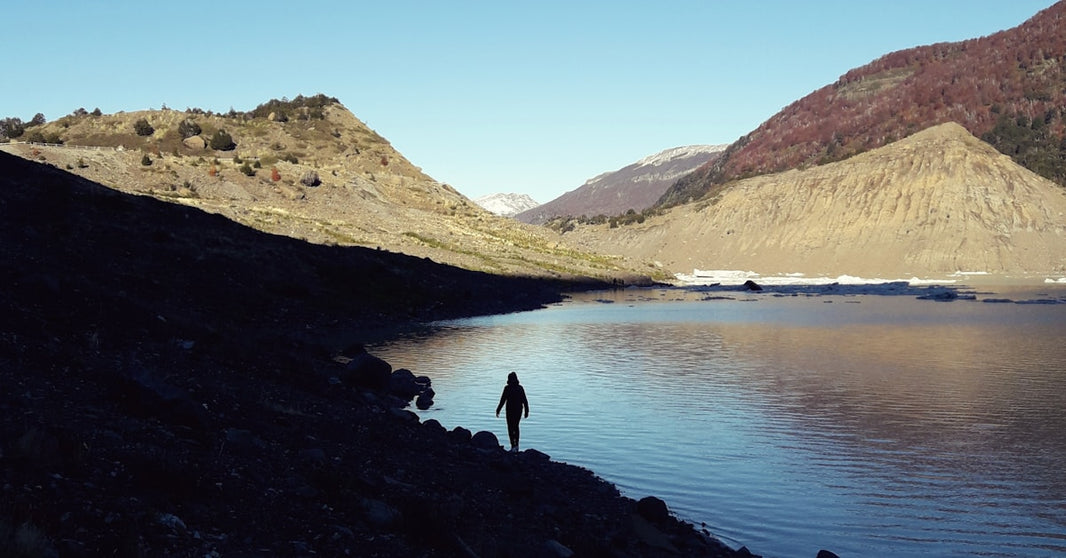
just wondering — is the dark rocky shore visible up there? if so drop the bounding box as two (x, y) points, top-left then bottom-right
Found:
(0, 151), (770, 557)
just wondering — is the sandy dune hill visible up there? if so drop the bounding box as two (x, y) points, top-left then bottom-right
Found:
(567, 122), (1066, 280)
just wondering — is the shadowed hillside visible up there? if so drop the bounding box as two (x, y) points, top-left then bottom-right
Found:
(661, 1), (1066, 207)
(0, 151), (747, 556)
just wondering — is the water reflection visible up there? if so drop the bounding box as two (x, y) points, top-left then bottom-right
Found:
(372, 291), (1066, 557)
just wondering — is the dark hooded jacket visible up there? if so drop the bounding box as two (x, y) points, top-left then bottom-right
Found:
(496, 372), (529, 421)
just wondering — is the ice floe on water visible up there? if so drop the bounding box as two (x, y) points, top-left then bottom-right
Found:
(666, 269), (1066, 303)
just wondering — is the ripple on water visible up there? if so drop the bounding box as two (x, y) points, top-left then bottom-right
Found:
(372, 293), (1066, 558)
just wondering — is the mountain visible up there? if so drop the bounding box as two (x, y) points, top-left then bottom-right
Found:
(517, 144), (726, 224)
(473, 192), (540, 216)
(0, 97), (654, 283)
(659, 1), (1066, 207)
(569, 122), (1066, 278)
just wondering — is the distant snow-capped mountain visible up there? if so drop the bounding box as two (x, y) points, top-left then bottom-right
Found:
(473, 193), (540, 216)
(515, 144), (727, 224)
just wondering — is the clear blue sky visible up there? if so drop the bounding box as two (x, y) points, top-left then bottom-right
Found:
(1, 1), (1055, 202)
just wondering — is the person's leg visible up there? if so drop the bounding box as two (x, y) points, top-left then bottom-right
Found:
(507, 416), (520, 450)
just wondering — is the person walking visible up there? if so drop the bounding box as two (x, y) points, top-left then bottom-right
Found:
(496, 371), (529, 452)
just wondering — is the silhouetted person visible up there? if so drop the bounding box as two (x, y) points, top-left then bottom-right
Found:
(496, 371), (529, 452)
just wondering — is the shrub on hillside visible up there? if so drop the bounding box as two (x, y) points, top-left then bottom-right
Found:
(1, 117), (25, 139)
(300, 170), (320, 187)
(91, 108), (103, 117)
(29, 113), (46, 127)
(133, 118), (155, 136)
(141, 154), (152, 166)
(178, 119), (201, 139)
(209, 129), (236, 151)
(239, 162), (255, 176)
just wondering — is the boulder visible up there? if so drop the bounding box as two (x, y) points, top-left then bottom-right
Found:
(105, 370), (211, 434)
(449, 426), (472, 444)
(636, 496), (670, 525)
(523, 448), (551, 462)
(415, 387), (435, 410)
(340, 352), (392, 390)
(816, 551), (840, 558)
(297, 448), (327, 467)
(742, 280), (763, 291)
(182, 135), (206, 150)
(422, 419), (446, 435)
(471, 430), (500, 450)
(388, 368), (422, 400)
(389, 408), (419, 422)
(543, 539), (574, 558)
(360, 498), (400, 529)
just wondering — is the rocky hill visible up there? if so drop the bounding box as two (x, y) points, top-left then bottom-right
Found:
(473, 192), (540, 216)
(0, 97), (652, 283)
(518, 144), (726, 224)
(660, 1), (1066, 207)
(569, 122), (1066, 279)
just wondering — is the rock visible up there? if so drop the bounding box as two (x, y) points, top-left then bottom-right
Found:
(276, 184), (305, 200)
(340, 352), (392, 390)
(917, 288), (958, 300)
(449, 426), (472, 444)
(297, 448), (327, 467)
(388, 368), (422, 400)
(523, 448), (551, 462)
(742, 280), (763, 291)
(389, 408), (419, 422)
(182, 135), (206, 150)
(223, 428), (266, 454)
(636, 496), (670, 525)
(471, 430), (500, 450)
(157, 513), (187, 533)
(360, 498), (400, 529)
(422, 418), (446, 434)
(104, 370), (210, 434)
(543, 539), (574, 557)
(629, 513), (678, 553)
(816, 551), (840, 558)
(415, 387), (435, 410)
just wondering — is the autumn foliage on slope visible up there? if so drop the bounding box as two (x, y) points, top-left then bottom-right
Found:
(660, 1), (1066, 207)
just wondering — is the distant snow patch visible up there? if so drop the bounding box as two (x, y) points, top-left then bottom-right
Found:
(635, 144), (728, 168)
(473, 193), (540, 217)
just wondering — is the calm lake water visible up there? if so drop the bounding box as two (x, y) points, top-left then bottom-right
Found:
(370, 285), (1066, 558)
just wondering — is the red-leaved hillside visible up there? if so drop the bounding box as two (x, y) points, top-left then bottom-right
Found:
(660, 1), (1066, 207)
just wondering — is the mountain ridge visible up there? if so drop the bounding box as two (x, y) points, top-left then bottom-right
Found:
(517, 144), (725, 224)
